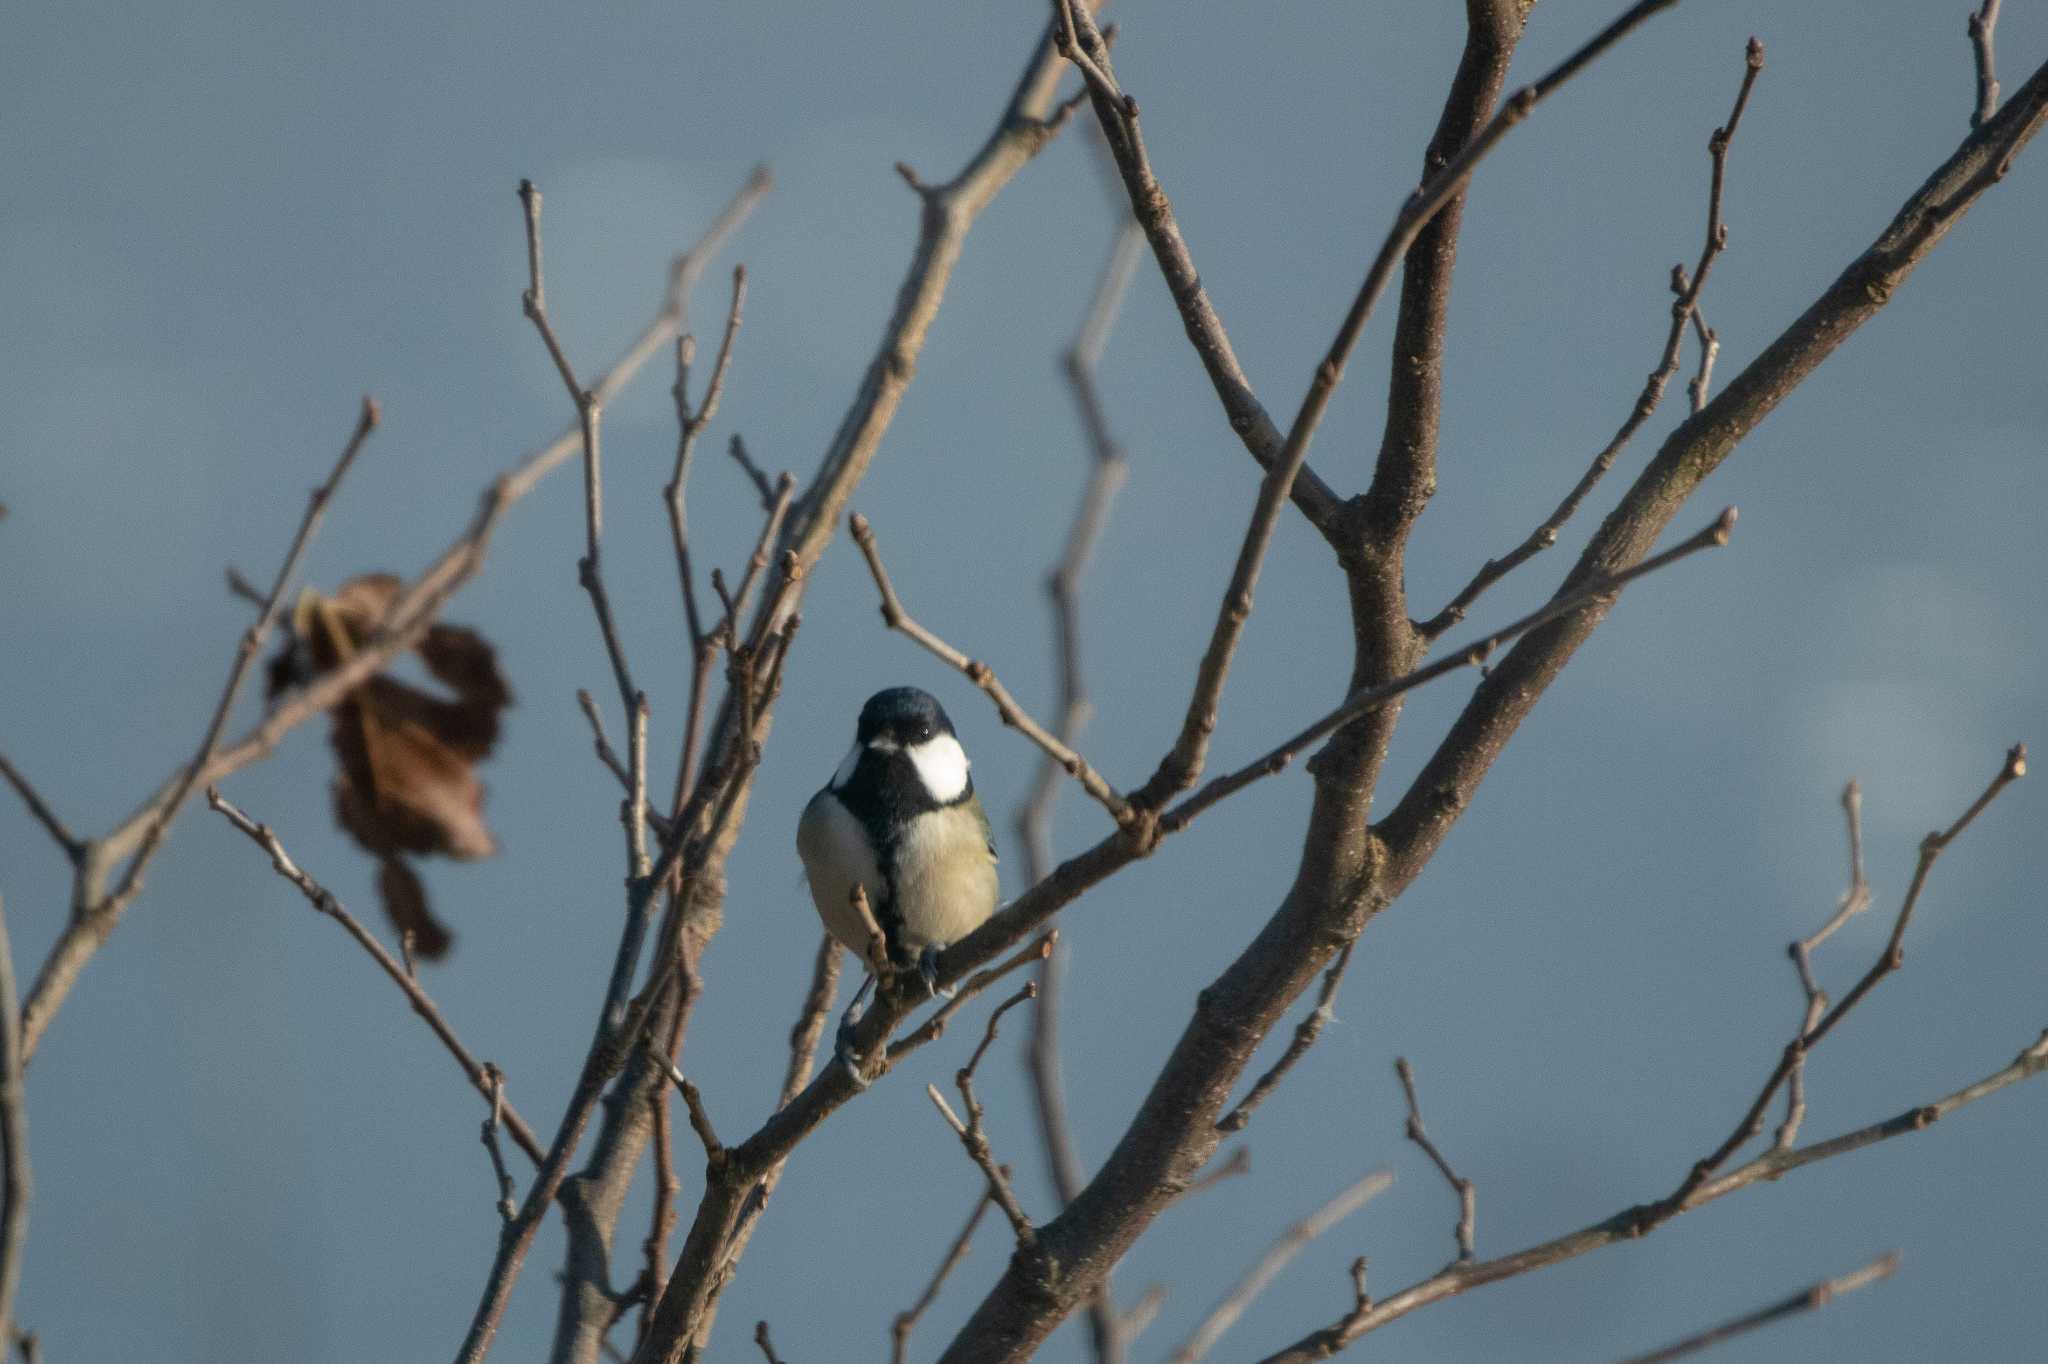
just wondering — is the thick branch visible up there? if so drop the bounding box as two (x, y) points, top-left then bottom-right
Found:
(1376, 50), (2048, 904)
(1361, 0), (1531, 542)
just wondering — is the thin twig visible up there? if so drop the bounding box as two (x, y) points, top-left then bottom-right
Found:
(1166, 1170), (1392, 1364)
(1611, 1250), (1901, 1364)
(848, 514), (1131, 825)
(752, 1320), (787, 1364)
(927, 985), (1039, 1243)
(886, 934), (1057, 1065)
(1777, 779), (1869, 1148)
(0, 900), (26, 1349)
(578, 690), (674, 842)
(1660, 743), (2025, 1217)
(1118, 1285), (1167, 1345)
(205, 790), (544, 1164)
(1218, 941), (1356, 1133)
(891, 1189), (997, 1364)
(1048, 0), (1345, 542)
(1165, 509), (1738, 832)
(1394, 1058), (1476, 1262)
(104, 396), (380, 929)
(726, 434), (777, 508)
(1257, 1030), (2048, 1362)
(1970, 0), (2004, 129)
(1421, 38), (1763, 637)
(480, 1065), (518, 1222)
(23, 168), (768, 1069)
(0, 755), (83, 866)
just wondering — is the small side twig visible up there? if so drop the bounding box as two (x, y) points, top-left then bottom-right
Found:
(577, 690), (674, 843)
(1219, 940), (1356, 1132)
(479, 1064), (517, 1222)
(926, 984), (1039, 1244)
(0, 754), (83, 866)
(891, 1188), (997, 1364)
(727, 434), (777, 509)
(1166, 509), (1738, 831)
(1394, 1058), (1476, 1262)
(1612, 1250), (1901, 1364)
(205, 789), (545, 1165)
(103, 394), (380, 919)
(887, 933), (1057, 1064)
(752, 1320), (788, 1364)
(1777, 779), (1869, 1148)
(1419, 39), (1763, 638)
(1165, 1169), (1393, 1364)
(1969, 0), (2003, 130)
(0, 899), (27, 1349)
(1661, 743), (2026, 1218)
(849, 513), (1131, 826)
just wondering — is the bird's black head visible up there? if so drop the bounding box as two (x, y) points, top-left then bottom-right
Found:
(856, 686), (955, 748)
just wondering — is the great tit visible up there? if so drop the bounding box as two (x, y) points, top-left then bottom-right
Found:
(796, 686), (998, 1007)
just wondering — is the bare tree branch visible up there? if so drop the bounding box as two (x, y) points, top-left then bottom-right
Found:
(1612, 1250), (1901, 1364)
(0, 899), (26, 1351)
(21, 167), (769, 1067)
(849, 512), (1130, 824)
(928, 984), (1039, 1244)
(1777, 779), (1870, 1149)
(1362, 0), (1533, 548)
(0, 756), (83, 866)
(479, 1066), (519, 1223)
(751, 1320), (787, 1364)
(1420, 38), (1764, 638)
(1164, 508), (1737, 833)
(1394, 1057), (1476, 1262)
(1257, 1032), (2047, 1362)
(1015, 130), (1140, 1362)
(892, 1189), (996, 1364)
(1046, 1), (1345, 546)
(621, 40), (1093, 1357)
(1165, 1169), (1392, 1364)
(1970, 0), (2003, 129)
(1217, 941), (1356, 1134)
(1655, 743), (2024, 1219)
(19, 396), (378, 1057)
(206, 790), (545, 1165)
(1375, 51), (2048, 905)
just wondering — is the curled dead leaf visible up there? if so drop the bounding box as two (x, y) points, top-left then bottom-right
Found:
(267, 574), (512, 959)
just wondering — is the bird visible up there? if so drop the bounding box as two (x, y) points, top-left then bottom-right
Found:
(797, 686), (999, 1054)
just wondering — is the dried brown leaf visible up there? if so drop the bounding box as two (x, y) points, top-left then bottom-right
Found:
(266, 573), (513, 959)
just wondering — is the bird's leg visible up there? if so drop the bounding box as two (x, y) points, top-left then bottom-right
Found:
(834, 971), (877, 1086)
(917, 946), (954, 1000)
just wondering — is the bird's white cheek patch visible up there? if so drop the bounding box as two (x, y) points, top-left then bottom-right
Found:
(831, 742), (863, 790)
(907, 734), (970, 803)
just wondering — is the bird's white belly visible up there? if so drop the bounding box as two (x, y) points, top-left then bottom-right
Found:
(889, 808), (998, 954)
(796, 789), (884, 956)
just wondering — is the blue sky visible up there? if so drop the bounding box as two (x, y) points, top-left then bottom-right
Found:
(3, 2), (2045, 1361)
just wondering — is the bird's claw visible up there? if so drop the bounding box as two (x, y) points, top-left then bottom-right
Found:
(918, 946), (955, 1000)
